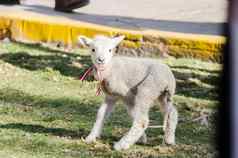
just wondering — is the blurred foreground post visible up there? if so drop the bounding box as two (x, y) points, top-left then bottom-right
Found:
(230, 0), (238, 157)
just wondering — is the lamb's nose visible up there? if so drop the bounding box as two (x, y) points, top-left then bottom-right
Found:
(96, 57), (105, 64)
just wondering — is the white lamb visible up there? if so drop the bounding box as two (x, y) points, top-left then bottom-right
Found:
(78, 35), (178, 151)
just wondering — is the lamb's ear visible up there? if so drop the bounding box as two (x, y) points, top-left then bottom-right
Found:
(78, 36), (92, 47)
(112, 35), (125, 47)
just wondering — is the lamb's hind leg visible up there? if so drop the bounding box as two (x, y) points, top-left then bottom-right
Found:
(159, 91), (178, 145)
(85, 95), (117, 143)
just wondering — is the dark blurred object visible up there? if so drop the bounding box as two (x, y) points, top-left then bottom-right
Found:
(229, 0), (238, 158)
(55, 0), (90, 12)
(0, 0), (20, 4)
(220, 0), (238, 158)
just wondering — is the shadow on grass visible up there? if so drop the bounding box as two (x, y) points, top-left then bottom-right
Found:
(172, 69), (220, 86)
(0, 88), (215, 147)
(0, 87), (99, 138)
(0, 87), (99, 117)
(176, 80), (219, 100)
(0, 52), (219, 100)
(168, 66), (220, 100)
(11, 42), (80, 57)
(170, 65), (221, 74)
(0, 88), (124, 142)
(0, 123), (87, 138)
(0, 43), (93, 79)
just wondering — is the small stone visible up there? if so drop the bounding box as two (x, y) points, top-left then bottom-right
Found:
(62, 54), (67, 58)
(71, 61), (83, 68)
(2, 37), (10, 43)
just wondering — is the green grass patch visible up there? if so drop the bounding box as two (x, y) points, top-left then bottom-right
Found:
(0, 42), (220, 158)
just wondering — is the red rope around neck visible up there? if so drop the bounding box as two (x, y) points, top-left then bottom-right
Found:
(80, 65), (103, 96)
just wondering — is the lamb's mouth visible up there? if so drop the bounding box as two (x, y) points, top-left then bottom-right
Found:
(95, 64), (106, 71)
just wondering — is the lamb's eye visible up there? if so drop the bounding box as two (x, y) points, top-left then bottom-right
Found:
(109, 49), (112, 53)
(91, 49), (95, 52)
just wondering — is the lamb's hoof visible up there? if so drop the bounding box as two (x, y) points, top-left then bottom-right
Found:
(84, 135), (97, 143)
(164, 136), (175, 145)
(113, 141), (130, 151)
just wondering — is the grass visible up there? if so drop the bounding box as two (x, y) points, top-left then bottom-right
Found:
(0, 42), (221, 158)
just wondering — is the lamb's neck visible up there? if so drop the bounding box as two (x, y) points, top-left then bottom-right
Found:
(94, 62), (113, 81)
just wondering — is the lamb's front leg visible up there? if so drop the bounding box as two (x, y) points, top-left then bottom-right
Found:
(85, 95), (117, 143)
(126, 104), (147, 144)
(114, 106), (149, 150)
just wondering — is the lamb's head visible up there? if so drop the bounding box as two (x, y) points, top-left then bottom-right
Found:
(78, 35), (124, 71)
